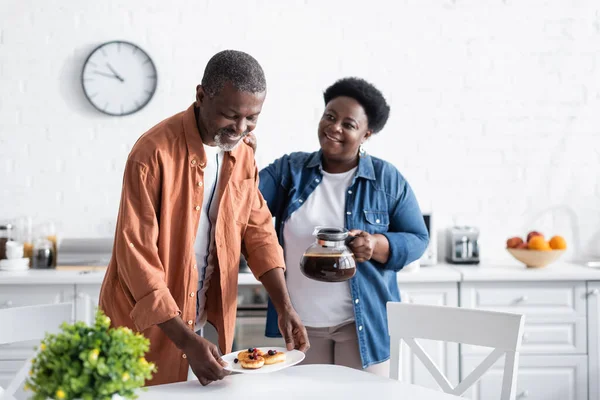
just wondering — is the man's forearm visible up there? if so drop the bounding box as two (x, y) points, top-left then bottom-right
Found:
(259, 267), (293, 314)
(158, 316), (197, 351)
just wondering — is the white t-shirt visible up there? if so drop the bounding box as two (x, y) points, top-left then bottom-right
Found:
(283, 167), (357, 328)
(194, 144), (224, 327)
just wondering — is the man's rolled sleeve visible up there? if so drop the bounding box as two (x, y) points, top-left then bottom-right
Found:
(130, 287), (180, 332)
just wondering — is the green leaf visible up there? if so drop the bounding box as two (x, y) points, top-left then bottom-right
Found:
(27, 309), (154, 399)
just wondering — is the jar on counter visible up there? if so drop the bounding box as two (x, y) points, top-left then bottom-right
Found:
(32, 237), (54, 269)
(0, 224), (14, 260)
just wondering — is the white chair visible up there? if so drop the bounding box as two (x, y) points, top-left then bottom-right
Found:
(0, 303), (73, 400)
(387, 302), (525, 400)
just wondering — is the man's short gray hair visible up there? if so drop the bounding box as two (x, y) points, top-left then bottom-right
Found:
(201, 50), (266, 97)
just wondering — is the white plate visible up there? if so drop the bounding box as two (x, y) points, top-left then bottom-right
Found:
(221, 347), (305, 374)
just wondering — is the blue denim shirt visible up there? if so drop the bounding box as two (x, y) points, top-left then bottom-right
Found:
(258, 150), (429, 368)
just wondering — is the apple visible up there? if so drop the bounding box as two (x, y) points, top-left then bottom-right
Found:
(527, 231), (543, 242)
(516, 242), (529, 249)
(506, 237), (524, 249)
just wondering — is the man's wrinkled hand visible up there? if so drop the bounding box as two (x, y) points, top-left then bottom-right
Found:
(278, 308), (310, 353)
(184, 335), (230, 386)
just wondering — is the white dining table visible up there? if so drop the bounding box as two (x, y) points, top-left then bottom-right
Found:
(139, 364), (462, 399)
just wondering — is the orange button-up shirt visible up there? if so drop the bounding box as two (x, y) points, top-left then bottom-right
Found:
(99, 104), (284, 386)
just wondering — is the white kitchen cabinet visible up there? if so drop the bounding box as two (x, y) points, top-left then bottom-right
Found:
(461, 282), (587, 355)
(460, 281), (589, 399)
(398, 282), (460, 392)
(74, 284), (102, 325)
(588, 281), (600, 400)
(462, 355), (588, 400)
(0, 284), (74, 312)
(0, 284), (74, 388)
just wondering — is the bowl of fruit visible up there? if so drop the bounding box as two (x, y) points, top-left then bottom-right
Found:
(506, 231), (567, 268)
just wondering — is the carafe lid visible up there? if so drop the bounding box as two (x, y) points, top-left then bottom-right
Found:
(314, 227), (349, 242)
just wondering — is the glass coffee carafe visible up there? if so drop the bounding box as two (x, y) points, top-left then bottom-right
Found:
(300, 227), (356, 283)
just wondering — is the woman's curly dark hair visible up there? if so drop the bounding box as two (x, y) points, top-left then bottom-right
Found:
(323, 77), (390, 134)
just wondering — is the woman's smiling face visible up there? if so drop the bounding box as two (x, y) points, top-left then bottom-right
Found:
(318, 96), (371, 164)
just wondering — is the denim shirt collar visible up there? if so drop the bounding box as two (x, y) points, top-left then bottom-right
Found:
(305, 150), (376, 181)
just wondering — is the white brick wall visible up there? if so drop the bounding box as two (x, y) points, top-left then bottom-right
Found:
(1, 0), (600, 263)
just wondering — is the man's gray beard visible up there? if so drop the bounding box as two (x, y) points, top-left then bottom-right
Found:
(214, 131), (244, 152)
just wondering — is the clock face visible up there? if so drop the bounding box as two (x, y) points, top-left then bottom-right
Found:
(81, 41), (157, 116)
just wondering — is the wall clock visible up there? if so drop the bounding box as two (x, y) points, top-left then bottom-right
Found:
(81, 41), (157, 116)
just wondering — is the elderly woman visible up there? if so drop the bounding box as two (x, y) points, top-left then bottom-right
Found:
(254, 77), (429, 376)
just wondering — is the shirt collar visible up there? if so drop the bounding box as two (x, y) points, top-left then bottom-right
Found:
(306, 149), (376, 181)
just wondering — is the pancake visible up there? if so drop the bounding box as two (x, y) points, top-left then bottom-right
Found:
(263, 350), (286, 365)
(240, 356), (265, 369)
(237, 348), (264, 361)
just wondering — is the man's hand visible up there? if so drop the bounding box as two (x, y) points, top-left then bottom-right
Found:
(183, 335), (230, 386)
(158, 317), (230, 386)
(244, 132), (257, 153)
(278, 307), (310, 352)
(258, 268), (310, 353)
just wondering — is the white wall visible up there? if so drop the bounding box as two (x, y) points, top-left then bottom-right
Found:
(1, 0), (600, 263)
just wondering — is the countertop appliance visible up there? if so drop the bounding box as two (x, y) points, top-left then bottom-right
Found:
(419, 213), (437, 266)
(446, 226), (480, 265)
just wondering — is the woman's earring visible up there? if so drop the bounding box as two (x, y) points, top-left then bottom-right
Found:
(359, 144), (366, 156)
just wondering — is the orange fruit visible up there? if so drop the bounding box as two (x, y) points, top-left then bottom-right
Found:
(527, 231), (544, 242)
(549, 235), (567, 250)
(528, 236), (552, 251)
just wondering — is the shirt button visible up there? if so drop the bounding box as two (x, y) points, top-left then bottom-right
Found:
(299, 199), (303, 203)
(190, 292), (195, 297)
(199, 162), (205, 168)
(193, 264), (197, 269)
(198, 181), (203, 187)
(191, 159), (196, 165)
(358, 325), (363, 331)
(315, 178), (320, 183)
(348, 190), (352, 194)
(346, 211), (352, 215)
(376, 219), (381, 223)
(182, 354), (187, 359)
(187, 320), (193, 325)
(355, 299), (359, 304)
(129, 242), (134, 248)
(195, 205), (201, 211)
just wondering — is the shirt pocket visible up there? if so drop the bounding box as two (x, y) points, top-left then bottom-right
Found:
(228, 178), (254, 223)
(363, 210), (390, 234)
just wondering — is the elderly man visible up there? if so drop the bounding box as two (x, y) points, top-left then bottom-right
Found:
(99, 50), (309, 387)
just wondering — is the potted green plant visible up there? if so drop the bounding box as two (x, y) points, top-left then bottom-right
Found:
(25, 310), (156, 400)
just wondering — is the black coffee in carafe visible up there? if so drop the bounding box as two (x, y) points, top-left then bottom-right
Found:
(300, 227), (357, 283)
(300, 253), (356, 282)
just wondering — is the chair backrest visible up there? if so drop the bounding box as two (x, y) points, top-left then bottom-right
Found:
(0, 303), (72, 399)
(387, 302), (525, 400)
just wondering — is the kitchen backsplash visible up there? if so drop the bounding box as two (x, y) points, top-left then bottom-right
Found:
(1, 0), (599, 263)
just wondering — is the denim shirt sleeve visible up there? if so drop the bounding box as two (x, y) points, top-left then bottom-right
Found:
(376, 179), (429, 271)
(258, 156), (286, 217)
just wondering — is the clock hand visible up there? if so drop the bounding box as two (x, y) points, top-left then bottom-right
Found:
(93, 70), (124, 81)
(106, 63), (125, 82)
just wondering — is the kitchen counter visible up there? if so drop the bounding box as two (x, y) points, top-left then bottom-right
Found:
(1, 262), (599, 284)
(0, 264), (462, 285)
(455, 261), (600, 281)
(0, 269), (109, 284)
